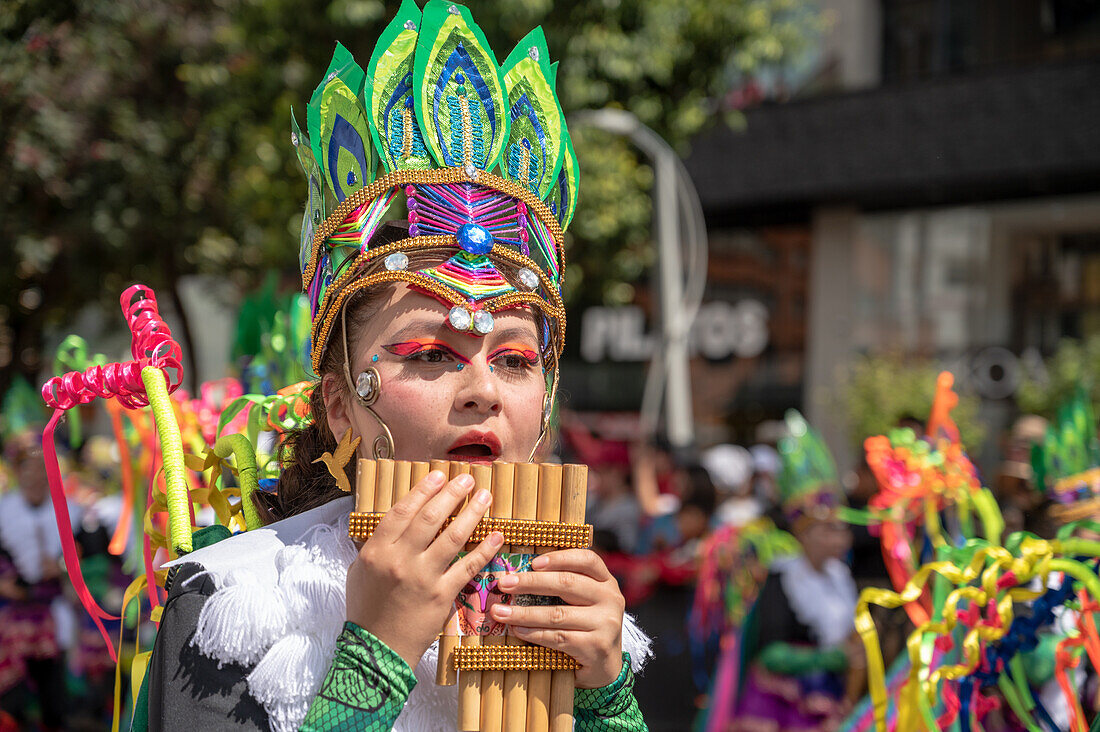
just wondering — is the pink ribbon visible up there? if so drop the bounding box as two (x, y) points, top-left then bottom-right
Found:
(38, 284), (184, 660)
(43, 410), (118, 661)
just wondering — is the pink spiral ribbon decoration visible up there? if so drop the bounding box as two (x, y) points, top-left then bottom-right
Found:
(42, 285), (183, 410)
(39, 284), (185, 662)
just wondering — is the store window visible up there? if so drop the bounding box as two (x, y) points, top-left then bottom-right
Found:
(849, 196), (1100, 404)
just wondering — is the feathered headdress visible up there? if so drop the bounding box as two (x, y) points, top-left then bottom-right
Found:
(777, 410), (843, 528)
(295, 0), (578, 375)
(1033, 386), (1100, 523)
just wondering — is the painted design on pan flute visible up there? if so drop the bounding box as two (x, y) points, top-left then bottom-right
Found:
(454, 552), (533, 636)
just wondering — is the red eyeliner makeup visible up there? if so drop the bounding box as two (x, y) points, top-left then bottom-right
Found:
(487, 344), (539, 365)
(383, 339), (471, 364)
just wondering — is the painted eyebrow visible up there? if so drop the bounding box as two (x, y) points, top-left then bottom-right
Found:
(490, 326), (540, 347)
(384, 318), (453, 343)
(487, 344), (539, 364)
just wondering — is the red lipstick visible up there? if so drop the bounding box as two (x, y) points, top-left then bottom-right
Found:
(446, 431), (502, 464)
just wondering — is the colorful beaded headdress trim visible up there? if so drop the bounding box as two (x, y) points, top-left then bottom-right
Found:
(1032, 387), (1100, 522)
(294, 0), (579, 373)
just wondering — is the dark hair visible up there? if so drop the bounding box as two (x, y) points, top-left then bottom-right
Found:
(254, 222), (414, 523)
(253, 288), (381, 523)
(680, 464), (717, 517)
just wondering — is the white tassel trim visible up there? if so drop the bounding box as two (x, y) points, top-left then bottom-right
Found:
(247, 631), (330, 732)
(622, 612), (653, 673)
(193, 572), (289, 668)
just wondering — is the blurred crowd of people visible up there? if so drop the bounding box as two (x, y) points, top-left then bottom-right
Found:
(0, 429), (145, 731)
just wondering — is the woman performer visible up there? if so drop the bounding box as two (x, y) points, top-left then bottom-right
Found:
(734, 411), (860, 732)
(142, 2), (650, 730)
(0, 434), (70, 731)
(1022, 388), (1100, 731)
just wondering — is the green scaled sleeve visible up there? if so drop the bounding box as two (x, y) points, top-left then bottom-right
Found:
(757, 641), (847, 676)
(300, 622), (416, 731)
(573, 653), (649, 731)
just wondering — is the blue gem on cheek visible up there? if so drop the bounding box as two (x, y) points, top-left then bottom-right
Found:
(456, 223), (493, 255)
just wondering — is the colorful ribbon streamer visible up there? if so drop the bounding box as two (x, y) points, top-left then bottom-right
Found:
(857, 534), (1100, 732)
(39, 285), (185, 660)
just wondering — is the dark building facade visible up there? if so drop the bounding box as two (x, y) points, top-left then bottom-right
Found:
(678, 0), (1100, 466)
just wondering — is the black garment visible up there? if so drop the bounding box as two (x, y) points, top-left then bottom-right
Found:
(849, 522), (888, 582)
(146, 562), (268, 731)
(0, 655), (66, 729)
(752, 571), (813, 652)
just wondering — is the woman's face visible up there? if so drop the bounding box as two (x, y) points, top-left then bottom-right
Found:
(16, 453), (48, 507)
(796, 518), (852, 568)
(325, 284), (547, 463)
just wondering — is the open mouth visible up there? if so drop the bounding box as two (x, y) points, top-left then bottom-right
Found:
(447, 432), (502, 463)
(449, 444), (494, 459)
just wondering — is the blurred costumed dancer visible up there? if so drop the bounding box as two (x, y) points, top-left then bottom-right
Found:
(0, 434), (70, 731)
(1023, 387), (1100, 731)
(41, 3), (656, 730)
(694, 518), (801, 732)
(733, 411), (860, 732)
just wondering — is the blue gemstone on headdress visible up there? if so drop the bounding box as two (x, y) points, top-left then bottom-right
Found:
(347, 170), (357, 185)
(457, 223), (493, 255)
(455, 72), (465, 84)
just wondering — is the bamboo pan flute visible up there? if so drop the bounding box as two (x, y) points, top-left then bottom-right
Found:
(350, 458), (590, 732)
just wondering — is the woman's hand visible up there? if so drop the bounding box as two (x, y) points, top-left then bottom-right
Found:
(346, 470), (503, 670)
(489, 549), (626, 689)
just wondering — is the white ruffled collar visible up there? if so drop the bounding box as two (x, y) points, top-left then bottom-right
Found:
(773, 555), (857, 649)
(171, 496), (652, 732)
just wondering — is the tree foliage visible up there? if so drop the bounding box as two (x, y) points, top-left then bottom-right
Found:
(835, 352), (986, 453)
(1016, 336), (1100, 419)
(1, 0), (820, 391)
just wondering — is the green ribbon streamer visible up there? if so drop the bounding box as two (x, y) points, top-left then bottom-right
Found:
(212, 434), (262, 532)
(53, 335), (108, 447)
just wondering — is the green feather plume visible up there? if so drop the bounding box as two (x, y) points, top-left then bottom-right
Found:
(1032, 386), (1100, 490)
(500, 28), (564, 198)
(366, 0), (433, 172)
(307, 43), (375, 203)
(413, 0), (508, 170)
(291, 110), (325, 274)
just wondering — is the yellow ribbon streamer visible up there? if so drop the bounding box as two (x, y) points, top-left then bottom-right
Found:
(858, 535), (1100, 732)
(112, 575), (150, 732)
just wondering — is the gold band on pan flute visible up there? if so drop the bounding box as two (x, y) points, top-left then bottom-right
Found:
(347, 512), (593, 549)
(352, 459), (588, 732)
(453, 645), (581, 672)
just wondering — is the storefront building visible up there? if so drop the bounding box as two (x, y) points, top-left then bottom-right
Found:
(680, 0), (1100, 468)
